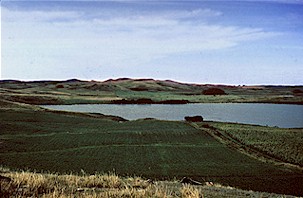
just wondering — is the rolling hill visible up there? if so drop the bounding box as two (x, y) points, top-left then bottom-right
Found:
(0, 78), (302, 105)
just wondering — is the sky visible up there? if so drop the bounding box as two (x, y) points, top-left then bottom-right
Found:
(1, 0), (303, 85)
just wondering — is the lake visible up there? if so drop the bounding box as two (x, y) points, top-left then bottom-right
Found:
(42, 103), (303, 128)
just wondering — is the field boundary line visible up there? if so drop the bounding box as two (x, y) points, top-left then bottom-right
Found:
(188, 122), (303, 172)
(0, 143), (218, 156)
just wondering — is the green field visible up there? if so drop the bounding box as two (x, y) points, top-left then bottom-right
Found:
(204, 122), (303, 166)
(1, 101), (302, 196)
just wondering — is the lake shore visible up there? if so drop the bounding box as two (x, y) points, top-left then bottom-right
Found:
(1, 99), (302, 196)
(1, 78), (302, 196)
(41, 103), (303, 128)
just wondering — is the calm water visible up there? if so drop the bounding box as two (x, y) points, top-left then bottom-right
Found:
(42, 103), (303, 128)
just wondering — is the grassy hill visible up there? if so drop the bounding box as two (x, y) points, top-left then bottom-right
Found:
(1, 78), (302, 105)
(1, 167), (299, 198)
(0, 100), (302, 196)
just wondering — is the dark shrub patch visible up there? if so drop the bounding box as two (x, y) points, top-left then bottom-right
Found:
(202, 88), (226, 95)
(130, 87), (149, 91)
(293, 89), (303, 96)
(185, 116), (203, 122)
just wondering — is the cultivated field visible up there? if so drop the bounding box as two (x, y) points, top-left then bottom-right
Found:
(205, 122), (303, 166)
(0, 100), (302, 196)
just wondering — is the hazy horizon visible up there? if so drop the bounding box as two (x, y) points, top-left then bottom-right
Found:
(1, 0), (303, 85)
(1, 77), (303, 86)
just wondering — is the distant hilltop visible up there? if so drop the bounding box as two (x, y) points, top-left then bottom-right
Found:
(0, 78), (302, 105)
(1, 77), (302, 87)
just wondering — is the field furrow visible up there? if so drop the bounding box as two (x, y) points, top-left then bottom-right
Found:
(1, 108), (303, 196)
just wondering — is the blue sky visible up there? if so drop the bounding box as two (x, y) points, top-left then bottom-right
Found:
(1, 0), (303, 85)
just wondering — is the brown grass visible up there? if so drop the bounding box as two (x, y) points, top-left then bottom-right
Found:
(0, 167), (174, 198)
(180, 184), (200, 198)
(0, 167), (298, 198)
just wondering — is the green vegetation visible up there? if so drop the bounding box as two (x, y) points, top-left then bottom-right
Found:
(202, 122), (303, 166)
(1, 167), (297, 198)
(1, 78), (302, 105)
(0, 100), (302, 196)
(0, 78), (302, 196)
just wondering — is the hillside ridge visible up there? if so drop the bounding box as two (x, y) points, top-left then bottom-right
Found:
(0, 78), (302, 105)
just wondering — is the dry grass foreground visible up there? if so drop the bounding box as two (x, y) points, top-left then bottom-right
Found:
(0, 167), (298, 198)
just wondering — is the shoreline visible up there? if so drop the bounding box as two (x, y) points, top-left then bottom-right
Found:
(1, 100), (302, 196)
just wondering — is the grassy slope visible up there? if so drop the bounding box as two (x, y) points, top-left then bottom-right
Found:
(1, 78), (302, 104)
(203, 122), (303, 166)
(0, 100), (302, 196)
(1, 167), (298, 198)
